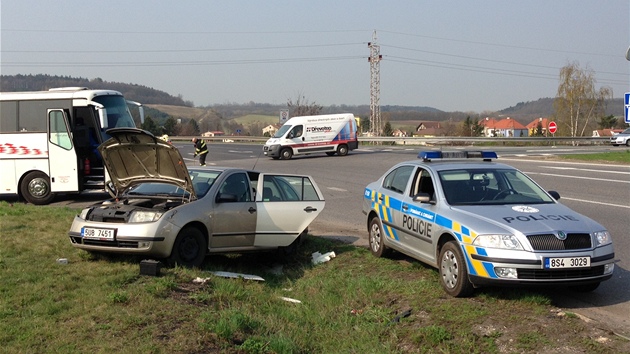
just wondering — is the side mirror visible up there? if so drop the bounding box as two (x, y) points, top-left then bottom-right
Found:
(413, 192), (433, 204)
(548, 191), (560, 200)
(216, 193), (238, 203)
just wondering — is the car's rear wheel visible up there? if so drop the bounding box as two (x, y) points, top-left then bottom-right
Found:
(626, 140), (630, 147)
(280, 147), (293, 160)
(169, 227), (207, 268)
(337, 144), (349, 156)
(368, 217), (390, 257)
(20, 171), (55, 205)
(439, 241), (474, 297)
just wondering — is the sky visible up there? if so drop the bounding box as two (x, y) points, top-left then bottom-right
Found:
(1, 1), (629, 113)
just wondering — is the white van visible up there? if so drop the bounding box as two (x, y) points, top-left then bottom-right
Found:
(263, 113), (359, 159)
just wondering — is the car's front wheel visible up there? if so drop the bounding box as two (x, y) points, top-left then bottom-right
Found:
(368, 217), (390, 257)
(439, 241), (474, 297)
(169, 227), (207, 268)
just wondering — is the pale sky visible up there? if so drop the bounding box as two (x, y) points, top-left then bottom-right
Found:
(1, 0), (628, 112)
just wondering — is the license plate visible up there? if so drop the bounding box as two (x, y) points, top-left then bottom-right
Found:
(544, 256), (590, 269)
(81, 227), (116, 241)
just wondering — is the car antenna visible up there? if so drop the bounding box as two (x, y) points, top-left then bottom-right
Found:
(251, 146), (265, 170)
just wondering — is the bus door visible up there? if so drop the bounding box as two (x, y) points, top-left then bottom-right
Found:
(48, 109), (79, 192)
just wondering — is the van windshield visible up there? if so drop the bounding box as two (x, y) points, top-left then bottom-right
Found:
(273, 124), (291, 138)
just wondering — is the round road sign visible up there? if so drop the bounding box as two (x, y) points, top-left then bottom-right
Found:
(548, 121), (557, 134)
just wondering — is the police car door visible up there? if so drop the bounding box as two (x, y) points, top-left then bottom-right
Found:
(254, 174), (325, 247)
(400, 167), (437, 261)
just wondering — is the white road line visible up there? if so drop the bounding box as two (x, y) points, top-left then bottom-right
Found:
(327, 187), (347, 192)
(543, 166), (630, 175)
(560, 197), (630, 209)
(524, 171), (630, 184)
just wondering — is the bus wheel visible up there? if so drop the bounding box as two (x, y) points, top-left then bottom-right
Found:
(337, 144), (349, 156)
(20, 171), (55, 205)
(280, 148), (293, 160)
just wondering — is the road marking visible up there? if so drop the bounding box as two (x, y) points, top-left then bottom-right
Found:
(543, 166), (630, 175)
(560, 197), (630, 209)
(327, 187), (347, 192)
(524, 171), (630, 184)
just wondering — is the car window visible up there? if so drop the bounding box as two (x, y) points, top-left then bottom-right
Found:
(217, 173), (251, 202)
(411, 167), (435, 200)
(439, 168), (555, 205)
(262, 175), (321, 201)
(383, 165), (413, 194)
(190, 170), (221, 198)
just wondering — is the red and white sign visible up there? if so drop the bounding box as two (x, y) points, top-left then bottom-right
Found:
(548, 121), (557, 134)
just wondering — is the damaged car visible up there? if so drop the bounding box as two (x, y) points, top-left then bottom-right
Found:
(68, 128), (325, 267)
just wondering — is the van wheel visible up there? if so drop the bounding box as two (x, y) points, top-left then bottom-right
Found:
(20, 171), (55, 205)
(337, 144), (348, 156)
(280, 148), (293, 160)
(169, 227), (207, 268)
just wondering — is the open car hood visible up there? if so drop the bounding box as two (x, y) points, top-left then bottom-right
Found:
(98, 128), (195, 198)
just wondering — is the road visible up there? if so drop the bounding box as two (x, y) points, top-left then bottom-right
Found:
(27, 142), (630, 337)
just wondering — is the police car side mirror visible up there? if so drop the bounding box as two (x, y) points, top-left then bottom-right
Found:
(548, 191), (560, 200)
(413, 193), (433, 204)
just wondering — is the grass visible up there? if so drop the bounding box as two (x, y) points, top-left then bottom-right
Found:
(558, 149), (630, 164)
(1, 201), (628, 353)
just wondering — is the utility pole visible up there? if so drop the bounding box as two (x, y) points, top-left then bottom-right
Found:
(368, 30), (382, 136)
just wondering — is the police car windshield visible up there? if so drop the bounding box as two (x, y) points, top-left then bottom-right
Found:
(438, 168), (555, 206)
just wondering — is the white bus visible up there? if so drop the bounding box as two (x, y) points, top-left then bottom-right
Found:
(0, 87), (144, 204)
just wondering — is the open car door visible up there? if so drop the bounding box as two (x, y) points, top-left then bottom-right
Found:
(254, 174), (325, 247)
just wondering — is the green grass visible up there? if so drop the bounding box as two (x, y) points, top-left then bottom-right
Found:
(1, 201), (628, 353)
(558, 150), (630, 164)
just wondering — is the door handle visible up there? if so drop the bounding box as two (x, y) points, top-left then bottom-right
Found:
(248, 207), (256, 214)
(402, 204), (408, 211)
(304, 206), (318, 212)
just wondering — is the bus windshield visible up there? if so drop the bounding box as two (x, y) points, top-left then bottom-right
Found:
(93, 95), (136, 137)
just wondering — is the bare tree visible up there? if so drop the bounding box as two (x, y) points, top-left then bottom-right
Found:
(554, 62), (612, 137)
(287, 92), (322, 116)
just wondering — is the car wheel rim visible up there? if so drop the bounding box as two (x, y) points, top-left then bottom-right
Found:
(28, 177), (49, 197)
(441, 250), (458, 289)
(370, 222), (381, 252)
(179, 236), (199, 261)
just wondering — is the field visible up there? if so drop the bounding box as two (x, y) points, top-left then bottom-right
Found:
(1, 202), (628, 353)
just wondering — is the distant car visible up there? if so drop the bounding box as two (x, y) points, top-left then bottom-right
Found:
(363, 151), (616, 297)
(610, 127), (630, 146)
(68, 128), (325, 267)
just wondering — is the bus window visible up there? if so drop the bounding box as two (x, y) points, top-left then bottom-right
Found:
(49, 110), (72, 150)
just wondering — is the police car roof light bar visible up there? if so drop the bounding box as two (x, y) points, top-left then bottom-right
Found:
(418, 151), (498, 162)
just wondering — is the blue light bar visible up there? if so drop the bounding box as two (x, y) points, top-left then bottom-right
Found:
(418, 151), (498, 161)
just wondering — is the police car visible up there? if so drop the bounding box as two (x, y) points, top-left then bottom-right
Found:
(362, 151), (616, 297)
(68, 128), (325, 267)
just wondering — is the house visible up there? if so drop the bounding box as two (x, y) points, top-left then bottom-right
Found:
(202, 131), (225, 137)
(481, 117), (528, 137)
(414, 121), (445, 137)
(262, 124), (280, 136)
(526, 117), (551, 136)
(392, 129), (407, 137)
(592, 129), (623, 137)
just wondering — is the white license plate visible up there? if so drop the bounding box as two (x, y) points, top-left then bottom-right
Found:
(544, 256), (590, 269)
(81, 227), (116, 241)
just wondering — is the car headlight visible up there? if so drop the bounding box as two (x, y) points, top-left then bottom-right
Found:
(594, 230), (612, 247)
(129, 210), (163, 223)
(472, 234), (523, 250)
(78, 208), (91, 220)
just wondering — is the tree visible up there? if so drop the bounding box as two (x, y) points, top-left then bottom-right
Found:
(598, 115), (618, 129)
(163, 117), (178, 135)
(287, 92), (322, 116)
(141, 116), (161, 136)
(554, 62), (612, 137)
(383, 121), (393, 136)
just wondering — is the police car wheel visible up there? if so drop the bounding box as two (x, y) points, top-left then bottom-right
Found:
(368, 217), (390, 257)
(439, 241), (474, 297)
(169, 227), (207, 268)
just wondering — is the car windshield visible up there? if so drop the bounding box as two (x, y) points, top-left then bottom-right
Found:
(273, 124), (292, 138)
(123, 170), (221, 199)
(438, 168), (555, 206)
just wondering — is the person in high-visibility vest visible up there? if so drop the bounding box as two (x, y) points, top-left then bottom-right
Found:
(192, 137), (208, 166)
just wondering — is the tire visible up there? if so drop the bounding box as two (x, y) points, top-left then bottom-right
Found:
(439, 241), (474, 297)
(626, 140), (630, 147)
(169, 227), (207, 268)
(368, 217), (390, 257)
(280, 147), (293, 160)
(337, 144), (349, 156)
(20, 171), (55, 205)
(570, 282), (600, 292)
(325, 152), (336, 156)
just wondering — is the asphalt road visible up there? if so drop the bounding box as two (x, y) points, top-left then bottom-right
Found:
(13, 141), (629, 337)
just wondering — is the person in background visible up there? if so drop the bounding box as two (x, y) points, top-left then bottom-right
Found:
(192, 137), (208, 166)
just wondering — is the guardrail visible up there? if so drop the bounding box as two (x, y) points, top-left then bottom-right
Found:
(172, 136), (612, 146)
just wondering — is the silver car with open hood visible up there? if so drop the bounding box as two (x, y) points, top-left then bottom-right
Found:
(68, 128), (325, 267)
